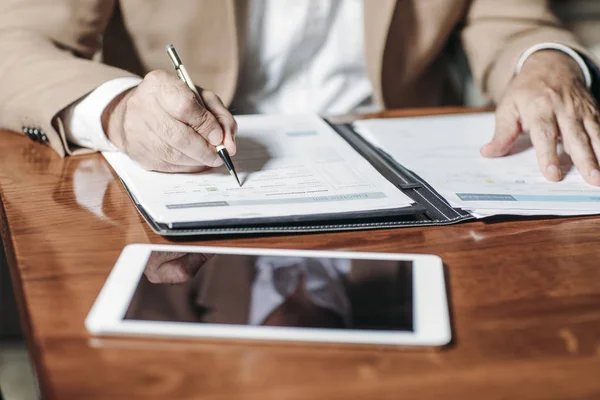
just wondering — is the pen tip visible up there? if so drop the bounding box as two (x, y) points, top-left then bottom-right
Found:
(229, 169), (242, 187)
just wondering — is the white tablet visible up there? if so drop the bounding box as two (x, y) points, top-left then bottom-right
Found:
(85, 244), (451, 347)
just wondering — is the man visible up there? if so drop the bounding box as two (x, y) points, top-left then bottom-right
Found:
(0, 1), (599, 184)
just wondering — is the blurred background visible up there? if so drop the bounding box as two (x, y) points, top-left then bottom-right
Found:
(554, 0), (600, 57)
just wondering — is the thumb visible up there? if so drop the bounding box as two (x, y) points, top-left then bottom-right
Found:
(200, 90), (237, 156)
(481, 103), (521, 158)
(193, 107), (224, 147)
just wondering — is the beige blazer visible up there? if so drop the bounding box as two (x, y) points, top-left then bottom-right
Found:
(0, 0), (592, 157)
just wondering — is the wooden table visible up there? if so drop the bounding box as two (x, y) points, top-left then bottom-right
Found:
(2, 108), (600, 400)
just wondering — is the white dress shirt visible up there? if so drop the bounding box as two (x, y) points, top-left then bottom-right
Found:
(61, 0), (593, 152)
(231, 0), (373, 115)
(248, 256), (352, 326)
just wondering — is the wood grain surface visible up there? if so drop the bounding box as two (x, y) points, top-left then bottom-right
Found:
(1, 108), (600, 399)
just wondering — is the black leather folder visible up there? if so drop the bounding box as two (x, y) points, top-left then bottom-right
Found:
(121, 119), (474, 236)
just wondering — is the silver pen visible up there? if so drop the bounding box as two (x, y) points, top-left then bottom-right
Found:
(166, 44), (241, 187)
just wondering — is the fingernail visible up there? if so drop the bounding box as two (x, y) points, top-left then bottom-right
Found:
(480, 144), (491, 156)
(481, 143), (502, 157)
(547, 165), (561, 180)
(207, 129), (223, 146)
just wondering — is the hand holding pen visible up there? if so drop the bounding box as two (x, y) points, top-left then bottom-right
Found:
(102, 47), (238, 177)
(166, 45), (241, 186)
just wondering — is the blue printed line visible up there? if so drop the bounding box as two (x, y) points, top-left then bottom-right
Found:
(456, 193), (600, 202)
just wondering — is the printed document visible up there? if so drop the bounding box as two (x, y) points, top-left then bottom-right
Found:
(354, 113), (600, 216)
(104, 115), (413, 225)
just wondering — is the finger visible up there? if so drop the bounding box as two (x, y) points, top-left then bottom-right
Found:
(145, 109), (223, 167)
(583, 114), (600, 165)
(152, 253), (211, 284)
(136, 136), (215, 172)
(201, 90), (237, 155)
(557, 113), (600, 186)
(481, 102), (521, 157)
(144, 251), (187, 283)
(155, 84), (224, 147)
(141, 160), (211, 174)
(527, 111), (562, 181)
(124, 99), (218, 168)
(147, 251), (188, 267)
(149, 135), (209, 167)
(135, 132), (222, 171)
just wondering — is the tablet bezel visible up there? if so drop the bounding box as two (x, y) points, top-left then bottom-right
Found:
(85, 244), (450, 346)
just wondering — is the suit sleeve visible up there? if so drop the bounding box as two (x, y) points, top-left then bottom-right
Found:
(0, 0), (139, 156)
(460, 0), (600, 104)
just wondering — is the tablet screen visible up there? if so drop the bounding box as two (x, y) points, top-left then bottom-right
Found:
(124, 251), (414, 331)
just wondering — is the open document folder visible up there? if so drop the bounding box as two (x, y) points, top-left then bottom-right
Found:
(104, 115), (426, 235)
(104, 113), (598, 236)
(354, 113), (600, 218)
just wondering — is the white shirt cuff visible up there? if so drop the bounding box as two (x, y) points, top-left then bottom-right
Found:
(516, 42), (593, 89)
(61, 77), (143, 152)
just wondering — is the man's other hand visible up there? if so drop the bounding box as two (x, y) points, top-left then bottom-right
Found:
(102, 70), (237, 173)
(481, 51), (600, 186)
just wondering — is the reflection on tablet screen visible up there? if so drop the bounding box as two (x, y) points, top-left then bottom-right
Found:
(124, 252), (414, 331)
